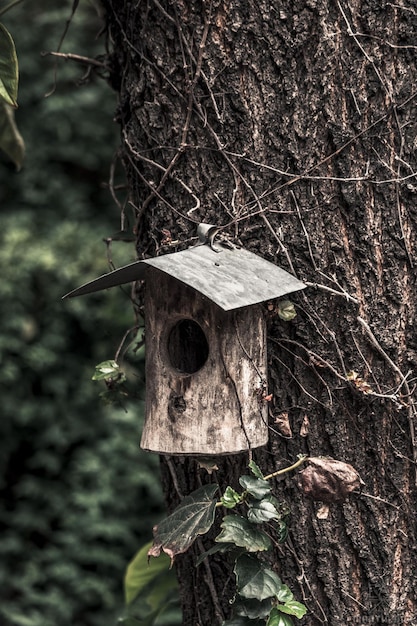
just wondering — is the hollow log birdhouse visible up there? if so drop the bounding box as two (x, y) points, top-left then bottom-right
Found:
(64, 225), (306, 455)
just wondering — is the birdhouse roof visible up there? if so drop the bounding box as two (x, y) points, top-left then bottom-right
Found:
(63, 244), (306, 311)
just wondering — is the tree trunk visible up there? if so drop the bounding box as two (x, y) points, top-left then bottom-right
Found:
(102, 1), (417, 624)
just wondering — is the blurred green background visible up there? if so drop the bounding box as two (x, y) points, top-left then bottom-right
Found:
(0, 2), (165, 625)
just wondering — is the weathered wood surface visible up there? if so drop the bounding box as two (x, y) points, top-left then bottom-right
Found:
(141, 267), (268, 454)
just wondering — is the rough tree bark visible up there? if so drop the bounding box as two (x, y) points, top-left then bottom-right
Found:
(102, 1), (417, 624)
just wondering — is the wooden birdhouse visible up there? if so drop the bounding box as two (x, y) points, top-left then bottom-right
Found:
(64, 225), (306, 456)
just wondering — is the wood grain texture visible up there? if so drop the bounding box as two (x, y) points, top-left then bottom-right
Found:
(141, 267), (268, 454)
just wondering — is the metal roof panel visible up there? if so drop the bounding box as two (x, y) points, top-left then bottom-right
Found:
(63, 244), (306, 309)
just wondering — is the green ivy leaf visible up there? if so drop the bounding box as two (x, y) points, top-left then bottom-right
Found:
(247, 499), (282, 524)
(92, 359), (125, 381)
(0, 101), (24, 169)
(149, 484), (218, 563)
(234, 597), (273, 619)
(216, 516), (271, 552)
(234, 554), (283, 600)
(277, 601), (307, 619)
(276, 584), (293, 604)
(277, 300), (297, 322)
(248, 460), (265, 479)
(0, 23), (18, 107)
(221, 486), (243, 509)
(239, 476), (271, 500)
(266, 608), (294, 626)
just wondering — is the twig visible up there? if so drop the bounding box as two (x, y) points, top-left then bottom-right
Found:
(264, 455), (308, 481)
(196, 538), (225, 623)
(357, 316), (417, 482)
(305, 281), (359, 304)
(337, 0), (391, 98)
(0, 0), (25, 17)
(357, 491), (400, 511)
(41, 51), (107, 68)
(292, 190), (317, 270)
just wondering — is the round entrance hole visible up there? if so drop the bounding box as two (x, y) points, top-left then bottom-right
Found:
(167, 319), (209, 374)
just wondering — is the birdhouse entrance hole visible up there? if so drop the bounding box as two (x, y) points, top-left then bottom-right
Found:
(167, 319), (209, 374)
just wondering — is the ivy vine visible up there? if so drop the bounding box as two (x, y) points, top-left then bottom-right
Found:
(123, 457), (309, 626)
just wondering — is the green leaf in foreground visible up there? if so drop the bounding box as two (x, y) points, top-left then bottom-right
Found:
(0, 23), (18, 107)
(124, 541), (176, 606)
(216, 516), (271, 552)
(0, 101), (24, 169)
(234, 554), (282, 600)
(149, 484), (218, 563)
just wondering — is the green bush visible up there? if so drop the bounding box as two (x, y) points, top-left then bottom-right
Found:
(0, 3), (164, 626)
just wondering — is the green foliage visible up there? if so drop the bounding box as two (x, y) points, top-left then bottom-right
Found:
(147, 460), (307, 625)
(216, 516), (272, 552)
(93, 359), (127, 383)
(0, 3), (165, 626)
(120, 542), (181, 625)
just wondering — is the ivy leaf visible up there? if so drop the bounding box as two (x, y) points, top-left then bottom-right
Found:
(0, 23), (18, 107)
(276, 584), (294, 603)
(239, 475), (271, 500)
(266, 608), (294, 626)
(149, 484), (218, 563)
(221, 486), (243, 509)
(247, 499), (282, 524)
(277, 300), (296, 322)
(234, 554), (283, 600)
(248, 460), (265, 479)
(0, 101), (24, 169)
(234, 597), (273, 619)
(216, 516), (271, 552)
(92, 359), (125, 382)
(277, 601), (307, 619)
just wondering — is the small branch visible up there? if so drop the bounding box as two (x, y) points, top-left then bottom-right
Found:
(357, 316), (417, 482)
(41, 51), (107, 68)
(305, 281), (359, 304)
(356, 491), (400, 511)
(264, 455), (308, 481)
(292, 190), (317, 270)
(0, 0), (25, 17)
(196, 538), (225, 623)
